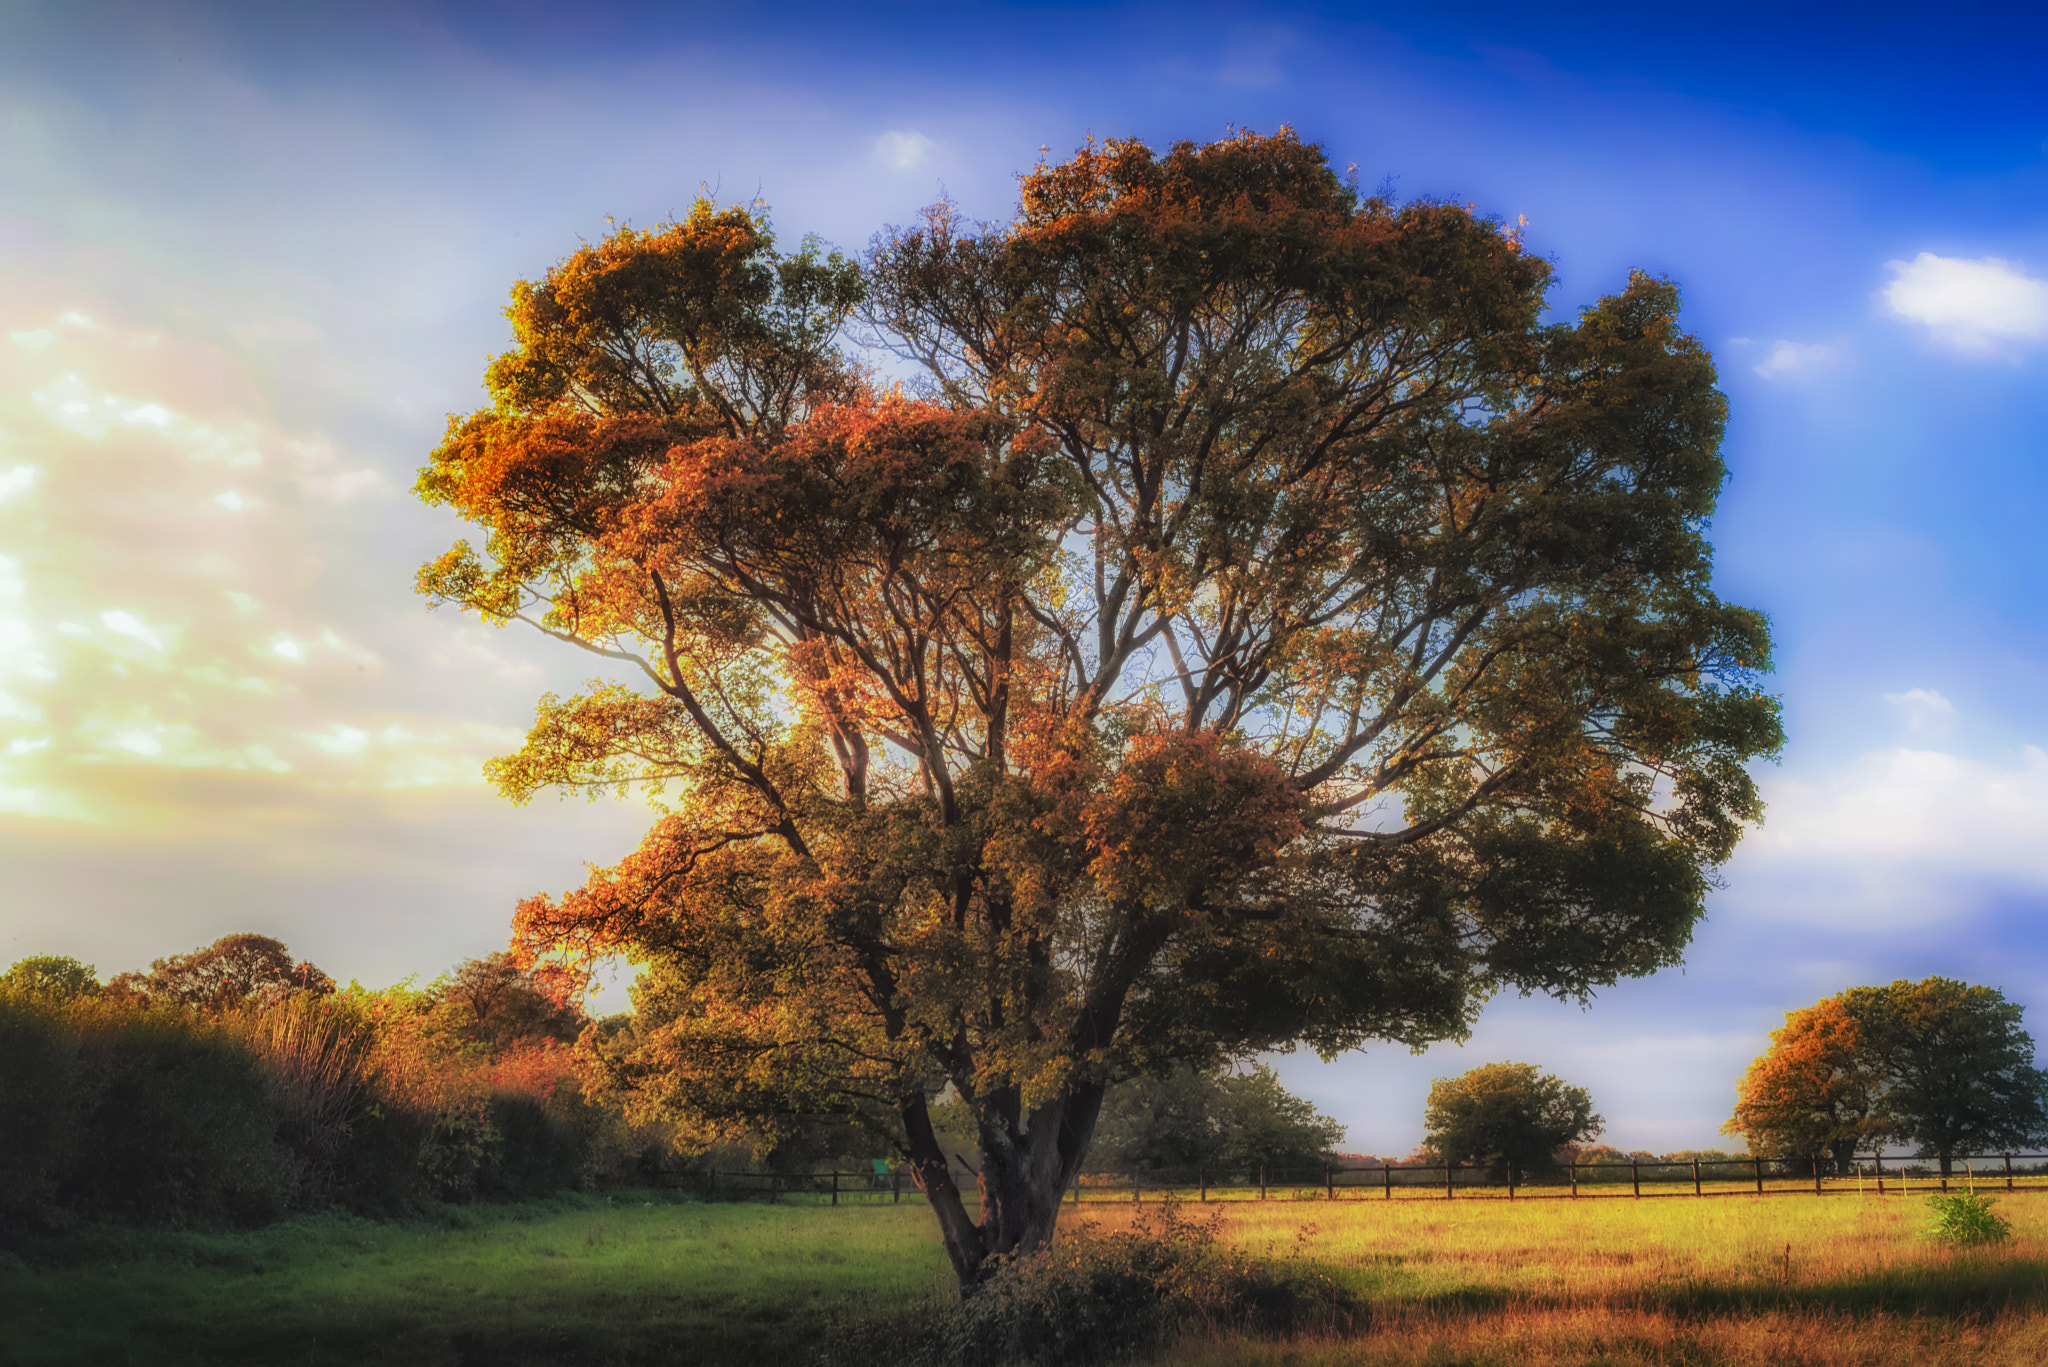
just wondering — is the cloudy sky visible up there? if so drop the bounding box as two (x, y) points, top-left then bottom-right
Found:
(3, 0), (2045, 1154)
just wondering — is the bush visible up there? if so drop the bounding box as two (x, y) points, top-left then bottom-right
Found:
(3, 955), (684, 1233)
(66, 1001), (299, 1225)
(821, 1199), (1354, 1366)
(1926, 1189), (2013, 1246)
(0, 995), (83, 1230)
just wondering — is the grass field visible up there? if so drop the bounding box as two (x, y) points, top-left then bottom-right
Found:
(6, 1187), (2048, 1364)
(0, 1194), (955, 1366)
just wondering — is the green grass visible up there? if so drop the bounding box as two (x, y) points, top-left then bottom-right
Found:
(10, 1188), (2048, 1365)
(0, 1191), (953, 1366)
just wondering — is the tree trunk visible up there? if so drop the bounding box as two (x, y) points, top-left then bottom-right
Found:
(902, 1080), (1107, 1292)
(1938, 1148), (1953, 1179)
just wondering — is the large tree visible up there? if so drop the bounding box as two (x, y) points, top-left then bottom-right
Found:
(416, 130), (1779, 1288)
(1860, 977), (2048, 1175)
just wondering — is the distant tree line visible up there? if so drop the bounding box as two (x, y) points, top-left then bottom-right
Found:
(0, 937), (680, 1236)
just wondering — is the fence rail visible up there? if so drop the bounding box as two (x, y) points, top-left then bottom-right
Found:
(662, 1153), (2048, 1206)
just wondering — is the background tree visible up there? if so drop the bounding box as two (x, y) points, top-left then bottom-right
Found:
(1725, 978), (2048, 1177)
(1089, 1062), (1344, 1175)
(1423, 1061), (1602, 1178)
(1723, 994), (1886, 1174)
(417, 130), (1780, 1288)
(439, 952), (584, 1051)
(1856, 977), (2048, 1176)
(107, 934), (334, 1010)
(1, 955), (100, 1001)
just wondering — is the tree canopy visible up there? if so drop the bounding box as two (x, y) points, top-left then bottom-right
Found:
(107, 935), (334, 1011)
(416, 129), (1779, 1287)
(1726, 977), (2048, 1174)
(1723, 994), (1884, 1173)
(1, 955), (100, 1002)
(1423, 1061), (1602, 1177)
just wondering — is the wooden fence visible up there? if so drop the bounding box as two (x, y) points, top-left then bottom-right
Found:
(666, 1153), (2048, 1206)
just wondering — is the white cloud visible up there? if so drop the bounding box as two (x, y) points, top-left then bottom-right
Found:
(873, 130), (936, 172)
(0, 464), (40, 503)
(1733, 744), (2048, 928)
(99, 609), (168, 655)
(1752, 339), (1838, 380)
(1883, 687), (1955, 737)
(1882, 252), (2048, 354)
(307, 724), (371, 755)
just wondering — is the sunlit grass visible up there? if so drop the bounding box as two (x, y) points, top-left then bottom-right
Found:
(1101, 1190), (2048, 1365)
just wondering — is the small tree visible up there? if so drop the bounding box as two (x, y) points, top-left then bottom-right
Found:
(1423, 1061), (1601, 1179)
(1, 955), (100, 1001)
(1724, 994), (1887, 1174)
(439, 952), (584, 1050)
(1091, 1062), (1344, 1175)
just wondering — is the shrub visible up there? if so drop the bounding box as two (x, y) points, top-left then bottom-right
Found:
(0, 994), (83, 1230)
(224, 994), (377, 1204)
(1926, 1189), (2013, 1246)
(65, 999), (298, 1225)
(821, 1198), (1354, 1367)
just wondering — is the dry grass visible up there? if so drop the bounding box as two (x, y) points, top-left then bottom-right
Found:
(1168, 1304), (2048, 1366)
(1078, 1191), (2048, 1366)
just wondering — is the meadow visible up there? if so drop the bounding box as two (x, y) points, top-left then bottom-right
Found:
(8, 1187), (2048, 1365)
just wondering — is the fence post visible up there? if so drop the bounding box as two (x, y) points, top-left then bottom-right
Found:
(1259, 1165), (1267, 1201)
(1384, 1164), (1392, 1201)
(1631, 1161), (1640, 1199)
(1753, 1156), (1763, 1195)
(2007, 1152), (2015, 1191)
(1874, 1154), (1883, 1196)
(1693, 1158), (1701, 1198)
(1199, 1167), (1207, 1204)
(1447, 1162), (1455, 1201)
(1812, 1156), (1822, 1196)
(1507, 1162), (1515, 1200)
(893, 1168), (901, 1204)
(1570, 1161), (1578, 1199)
(831, 1170), (839, 1207)
(1327, 1165), (1335, 1201)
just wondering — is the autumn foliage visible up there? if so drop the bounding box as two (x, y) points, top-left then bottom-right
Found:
(1725, 995), (1884, 1174)
(1728, 978), (2048, 1175)
(418, 129), (1780, 1286)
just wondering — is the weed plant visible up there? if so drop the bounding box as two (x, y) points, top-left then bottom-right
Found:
(1927, 1189), (2015, 1245)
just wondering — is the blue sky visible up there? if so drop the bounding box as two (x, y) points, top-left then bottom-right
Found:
(2, 0), (2044, 1154)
